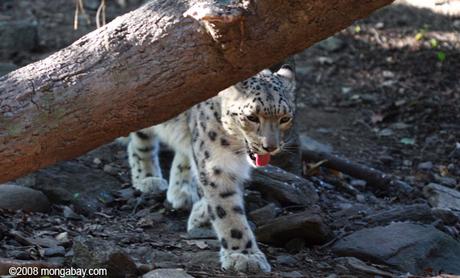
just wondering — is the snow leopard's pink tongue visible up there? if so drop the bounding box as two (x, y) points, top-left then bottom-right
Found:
(255, 154), (271, 167)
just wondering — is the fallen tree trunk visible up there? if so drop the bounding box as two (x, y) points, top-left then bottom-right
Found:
(0, 0), (394, 182)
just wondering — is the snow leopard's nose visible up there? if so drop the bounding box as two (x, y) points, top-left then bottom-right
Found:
(262, 144), (278, 153)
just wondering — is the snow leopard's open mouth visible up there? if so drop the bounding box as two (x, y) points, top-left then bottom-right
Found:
(246, 141), (271, 167)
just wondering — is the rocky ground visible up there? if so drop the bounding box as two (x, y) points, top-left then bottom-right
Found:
(1, 0), (460, 277)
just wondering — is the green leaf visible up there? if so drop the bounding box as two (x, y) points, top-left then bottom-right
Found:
(354, 25), (361, 33)
(429, 38), (438, 48)
(415, 32), (424, 41)
(436, 51), (446, 62)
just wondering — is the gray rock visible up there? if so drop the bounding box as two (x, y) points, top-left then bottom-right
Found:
(72, 237), (138, 277)
(364, 203), (434, 225)
(350, 179), (367, 190)
(434, 174), (458, 188)
(334, 257), (395, 277)
(0, 63), (18, 77)
(0, 20), (38, 58)
(423, 183), (460, 213)
(250, 165), (318, 206)
(276, 255), (297, 266)
(0, 183), (50, 212)
(318, 37), (345, 52)
(16, 161), (119, 215)
(44, 246), (66, 257)
(431, 208), (459, 225)
(143, 269), (194, 278)
(186, 227), (216, 239)
(333, 222), (460, 274)
(63, 206), (83, 220)
(417, 161), (433, 171)
(249, 203), (281, 226)
(256, 210), (331, 245)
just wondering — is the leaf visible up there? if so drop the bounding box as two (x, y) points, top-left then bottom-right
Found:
(400, 138), (416, 145)
(429, 38), (438, 48)
(436, 51), (446, 62)
(415, 32), (424, 41)
(306, 159), (328, 176)
(354, 25), (361, 33)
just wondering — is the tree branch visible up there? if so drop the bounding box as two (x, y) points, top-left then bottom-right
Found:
(0, 0), (394, 182)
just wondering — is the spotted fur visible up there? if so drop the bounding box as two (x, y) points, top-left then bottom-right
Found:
(127, 65), (296, 273)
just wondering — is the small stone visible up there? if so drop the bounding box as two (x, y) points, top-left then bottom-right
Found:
(375, 22), (384, 29)
(350, 179), (367, 190)
(249, 203), (281, 226)
(187, 227), (216, 239)
(93, 158), (102, 165)
(403, 160), (413, 167)
(431, 208), (459, 225)
(276, 255), (297, 266)
(418, 161), (433, 171)
(382, 70), (395, 79)
(44, 246), (66, 257)
(63, 206), (82, 220)
(103, 164), (118, 175)
(434, 175), (457, 188)
(355, 194), (366, 203)
(423, 183), (460, 212)
(378, 128), (394, 137)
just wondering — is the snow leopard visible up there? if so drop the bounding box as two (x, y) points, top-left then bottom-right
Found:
(127, 65), (295, 273)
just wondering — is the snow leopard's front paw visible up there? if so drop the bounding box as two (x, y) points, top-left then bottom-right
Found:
(167, 182), (199, 210)
(220, 249), (271, 273)
(133, 177), (168, 193)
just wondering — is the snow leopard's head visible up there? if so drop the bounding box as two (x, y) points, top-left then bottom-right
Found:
(220, 65), (296, 167)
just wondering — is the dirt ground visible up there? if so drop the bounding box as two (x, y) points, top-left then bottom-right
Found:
(1, 1), (459, 277)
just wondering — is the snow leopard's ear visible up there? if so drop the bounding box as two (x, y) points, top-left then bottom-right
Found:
(275, 64), (295, 82)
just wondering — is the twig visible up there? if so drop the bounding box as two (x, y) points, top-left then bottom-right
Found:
(96, 0), (107, 28)
(301, 148), (414, 194)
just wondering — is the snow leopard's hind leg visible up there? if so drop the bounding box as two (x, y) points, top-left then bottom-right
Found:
(167, 152), (200, 210)
(128, 129), (168, 193)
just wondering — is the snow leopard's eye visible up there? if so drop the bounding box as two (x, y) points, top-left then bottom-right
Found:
(246, 115), (260, 123)
(279, 116), (292, 124)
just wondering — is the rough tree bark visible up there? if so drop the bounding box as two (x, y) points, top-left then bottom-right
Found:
(0, 0), (394, 182)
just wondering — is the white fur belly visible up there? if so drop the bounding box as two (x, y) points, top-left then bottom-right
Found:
(152, 114), (191, 155)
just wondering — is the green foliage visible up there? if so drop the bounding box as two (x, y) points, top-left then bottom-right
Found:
(436, 51), (446, 62)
